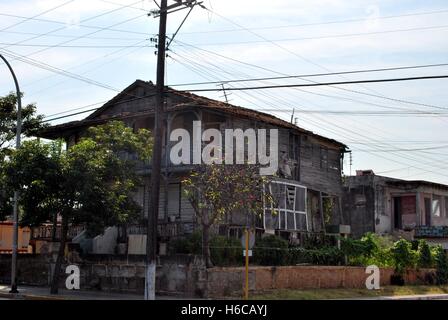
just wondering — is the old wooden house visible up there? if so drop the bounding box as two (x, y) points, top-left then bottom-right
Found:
(39, 80), (348, 253)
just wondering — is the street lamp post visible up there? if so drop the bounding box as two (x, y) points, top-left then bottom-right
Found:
(0, 53), (22, 294)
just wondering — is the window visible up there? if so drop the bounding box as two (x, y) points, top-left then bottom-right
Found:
(328, 150), (340, 171)
(432, 195), (441, 217)
(289, 134), (299, 161)
(320, 147), (328, 170)
(445, 197), (448, 218)
(263, 181), (308, 231)
(167, 184), (181, 218)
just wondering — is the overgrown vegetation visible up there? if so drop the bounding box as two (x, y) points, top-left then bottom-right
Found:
(253, 235), (289, 266)
(169, 231), (243, 266)
(435, 246), (448, 285)
(171, 231), (448, 283)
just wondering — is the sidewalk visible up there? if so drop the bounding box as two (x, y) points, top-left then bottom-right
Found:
(0, 284), (182, 300)
(352, 293), (448, 300)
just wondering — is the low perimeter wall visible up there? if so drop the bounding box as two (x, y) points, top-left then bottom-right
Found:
(0, 254), (207, 297)
(206, 266), (436, 298)
(0, 254), (436, 298)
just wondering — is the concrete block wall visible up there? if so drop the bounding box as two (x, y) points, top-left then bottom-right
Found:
(0, 253), (206, 297)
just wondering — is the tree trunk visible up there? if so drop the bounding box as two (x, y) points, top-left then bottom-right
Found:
(201, 208), (213, 268)
(50, 216), (67, 294)
(51, 212), (57, 242)
(202, 223), (213, 268)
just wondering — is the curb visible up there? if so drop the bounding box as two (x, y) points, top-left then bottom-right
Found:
(348, 294), (448, 300)
(377, 294), (448, 300)
(0, 291), (71, 300)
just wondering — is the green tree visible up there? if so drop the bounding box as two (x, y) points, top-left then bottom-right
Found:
(435, 246), (448, 285)
(182, 164), (273, 267)
(391, 238), (416, 276)
(417, 239), (433, 269)
(4, 121), (152, 294)
(0, 93), (47, 221)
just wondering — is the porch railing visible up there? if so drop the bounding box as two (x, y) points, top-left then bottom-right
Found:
(31, 225), (84, 241)
(415, 226), (448, 238)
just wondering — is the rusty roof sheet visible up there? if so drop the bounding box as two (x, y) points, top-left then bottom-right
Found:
(39, 80), (348, 149)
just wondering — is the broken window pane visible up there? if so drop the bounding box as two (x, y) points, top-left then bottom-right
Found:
(432, 196), (441, 217)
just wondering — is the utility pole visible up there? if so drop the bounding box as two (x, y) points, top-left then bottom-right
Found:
(146, 0), (203, 301)
(349, 151), (353, 176)
(0, 53), (22, 294)
(220, 83), (230, 103)
(145, 0), (167, 301)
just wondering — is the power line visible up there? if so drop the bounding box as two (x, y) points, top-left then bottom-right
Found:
(173, 40), (448, 112)
(43, 107), (104, 122)
(177, 75), (448, 92)
(0, 29), (146, 41)
(252, 110), (448, 116)
(168, 62), (448, 85)
(351, 145), (448, 152)
(98, 0), (149, 12)
(177, 24), (448, 47)
(0, 43), (149, 48)
(1, 0), (147, 57)
(1, 49), (120, 92)
(26, 42), (148, 98)
(196, 6), (448, 116)
(0, 12), (149, 36)
(177, 8), (448, 35)
(0, 49), (150, 105)
(42, 93), (159, 122)
(6, 14), (147, 62)
(0, 0), (75, 32)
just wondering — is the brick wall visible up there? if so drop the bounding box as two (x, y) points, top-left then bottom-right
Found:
(206, 266), (436, 298)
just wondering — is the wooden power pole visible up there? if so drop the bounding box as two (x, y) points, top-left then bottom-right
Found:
(145, 0), (203, 301)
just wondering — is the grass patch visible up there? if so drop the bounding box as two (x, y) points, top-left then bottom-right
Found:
(252, 286), (448, 300)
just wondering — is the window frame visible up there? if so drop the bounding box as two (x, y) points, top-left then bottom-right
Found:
(263, 180), (308, 232)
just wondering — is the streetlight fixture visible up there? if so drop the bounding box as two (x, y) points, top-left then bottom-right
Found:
(0, 53), (22, 294)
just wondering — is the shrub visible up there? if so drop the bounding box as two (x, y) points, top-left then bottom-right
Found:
(417, 239), (433, 269)
(210, 235), (242, 266)
(253, 235), (288, 266)
(391, 239), (417, 276)
(341, 233), (393, 267)
(169, 232), (243, 266)
(435, 246), (448, 285)
(291, 247), (343, 265)
(169, 231), (202, 255)
(301, 233), (337, 249)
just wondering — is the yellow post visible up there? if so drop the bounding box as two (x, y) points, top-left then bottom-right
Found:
(245, 228), (249, 300)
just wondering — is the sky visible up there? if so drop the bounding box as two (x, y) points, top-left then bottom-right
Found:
(1, 0), (448, 184)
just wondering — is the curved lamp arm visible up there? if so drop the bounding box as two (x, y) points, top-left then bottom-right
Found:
(0, 53), (22, 293)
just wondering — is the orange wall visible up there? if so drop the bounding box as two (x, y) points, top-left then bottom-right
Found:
(0, 223), (31, 252)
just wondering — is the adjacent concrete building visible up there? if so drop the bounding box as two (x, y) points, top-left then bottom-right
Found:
(343, 170), (448, 248)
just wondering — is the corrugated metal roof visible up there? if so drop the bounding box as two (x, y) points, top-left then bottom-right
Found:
(39, 80), (348, 150)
